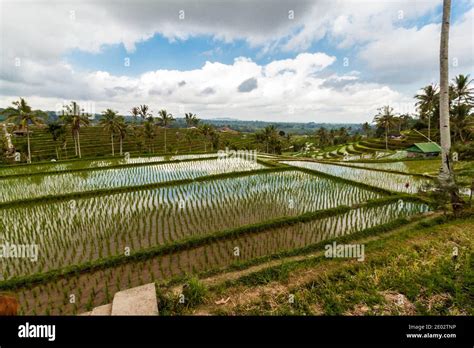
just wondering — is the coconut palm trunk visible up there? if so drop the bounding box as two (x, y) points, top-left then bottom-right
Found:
(438, 0), (462, 212)
(26, 123), (31, 163)
(111, 133), (115, 156)
(77, 130), (82, 158)
(439, 0), (453, 184)
(120, 136), (123, 155)
(164, 128), (167, 153)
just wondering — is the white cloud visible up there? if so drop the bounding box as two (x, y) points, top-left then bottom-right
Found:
(0, 53), (408, 123)
(358, 8), (474, 84)
(0, 0), (471, 123)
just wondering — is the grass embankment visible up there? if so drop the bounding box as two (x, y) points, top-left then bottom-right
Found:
(0, 155), (219, 179)
(162, 214), (473, 315)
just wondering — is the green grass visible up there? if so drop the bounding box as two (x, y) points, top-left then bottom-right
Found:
(199, 215), (473, 316)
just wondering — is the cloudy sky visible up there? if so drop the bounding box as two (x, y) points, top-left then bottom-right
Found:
(0, 0), (473, 123)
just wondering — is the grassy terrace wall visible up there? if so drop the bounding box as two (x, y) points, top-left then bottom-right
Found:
(4, 125), (256, 163)
(0, 164), (289, 209)
(0, 155), (219, 179)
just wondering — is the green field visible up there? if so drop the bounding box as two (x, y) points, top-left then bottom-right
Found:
(0, 150), (439, 315)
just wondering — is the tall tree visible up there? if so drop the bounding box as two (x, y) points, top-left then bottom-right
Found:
(157, 109), (174, 153)
(451, 74), (473, 142)
(130, 107), (140, 124)
(138, 104), (152, 122)
(100, 109), (122, 156)
(398, 114), (412, 132)
(198, 124), (214, 152)
(316, 127), (329, 146)
(452, 74), (473, 105)
(361, 122), (371, 138)
(184, 129), (196, 152)
(118, 122), (127, 155)
(46, 122), (66, 160)
(415, 84), (439, 140)
(438, 0), (462, 212)
(143, 121), (156, 153)
(451, 103), (471, 142)
(256, 125), (279, 153)
(373, 106), (397, 150)
(2, 98), (46, 163)
(61, 101), (90, 158)
(184, 113), (200, 127)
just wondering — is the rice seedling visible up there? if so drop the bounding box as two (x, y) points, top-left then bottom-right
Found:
(0, 157), (263, 203)
(10, 199), (429, 315)
(0, 153), (220, 177)
(281, 161), (431, 193)
(0, 170), (383, 278)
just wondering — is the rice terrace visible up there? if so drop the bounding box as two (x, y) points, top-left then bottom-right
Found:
(0, 1), (473, 344)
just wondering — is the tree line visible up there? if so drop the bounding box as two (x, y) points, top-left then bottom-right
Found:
(0, 100), (224, 163)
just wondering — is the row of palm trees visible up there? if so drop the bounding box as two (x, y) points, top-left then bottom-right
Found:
(414, 74), (473, 142)
(372, 74), (473, 150)
(1, 98), (220, 162)
(315, 127), (352, 147)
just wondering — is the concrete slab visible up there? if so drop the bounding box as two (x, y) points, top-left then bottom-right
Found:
(111, 283), (158, 316)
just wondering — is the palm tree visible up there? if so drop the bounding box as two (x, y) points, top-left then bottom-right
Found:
(138, 104), (153, 122)
(143, 121), (156, 153)
(61, 101), (90, 158)
(361, 122), (371, 138)
(46, 122), (66, 160)
(157, 109), (174, 153)
(184, 113), (200, 127)
(198, 124), (214, 152)
(315, 127), (329, 146)
(451, 103), (471, 142)
(2, 98), (46, 163)
(185, 129), (195, 152)
(117, 121), (127, 155)
(398, 114), (412, 132)
(439, 0), (462, 212)
(415, 84), (438, 141)
(451, 74), (473, 142)
(452, 74), (473, 105)
(100, 109), (122, 156)
(130, 107), (140, 124)
(373, 106), (397, 150)
(256, 125), (279, 153)
(210, 131), (220, 151)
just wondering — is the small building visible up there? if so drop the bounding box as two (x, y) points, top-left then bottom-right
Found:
(406, 142), (441, 158)
(218, 126), (238, 134)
